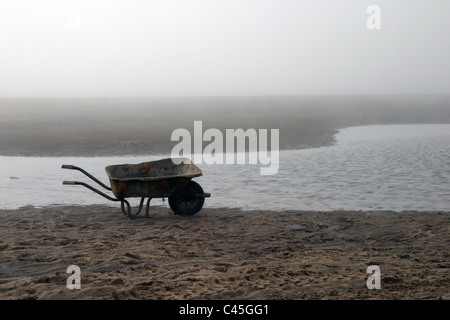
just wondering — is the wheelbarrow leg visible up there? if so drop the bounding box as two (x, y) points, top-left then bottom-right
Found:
(134, 197), (145, 216)
(121, 200), (132, 219)
(120, 198), (146, 219)
(145, 198), (152, 218)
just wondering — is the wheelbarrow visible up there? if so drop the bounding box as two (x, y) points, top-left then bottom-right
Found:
(62, 158), (211, 219)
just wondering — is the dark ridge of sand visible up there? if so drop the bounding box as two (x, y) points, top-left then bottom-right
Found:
(0, 205), (448, 300)
(0, 95), (449, 157)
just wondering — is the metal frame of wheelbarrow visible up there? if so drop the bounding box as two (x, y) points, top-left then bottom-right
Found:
(62, 163), (211, 219)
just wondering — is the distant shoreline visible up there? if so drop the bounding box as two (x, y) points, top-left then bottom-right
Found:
(0, 95), (449, 157)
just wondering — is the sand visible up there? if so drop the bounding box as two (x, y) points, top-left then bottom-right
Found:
(0, 205), (448, 300)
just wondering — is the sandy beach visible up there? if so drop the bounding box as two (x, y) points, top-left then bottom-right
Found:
(0, 205), (448, 300)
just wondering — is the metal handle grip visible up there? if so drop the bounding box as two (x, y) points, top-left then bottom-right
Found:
(62, 180), (118, 202)
(61, 164), (111, 191)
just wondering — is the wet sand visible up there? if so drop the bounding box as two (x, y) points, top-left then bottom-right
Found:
(0, 205), (448, 300)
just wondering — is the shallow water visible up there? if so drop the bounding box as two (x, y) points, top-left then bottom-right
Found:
(1, 124), (449, 211)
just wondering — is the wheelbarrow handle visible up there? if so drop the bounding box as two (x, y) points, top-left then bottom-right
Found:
(62, 180), (119, 202)
(62, 164), (112, 191)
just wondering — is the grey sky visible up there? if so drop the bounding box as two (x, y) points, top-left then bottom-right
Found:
(1, 0), (449, 97)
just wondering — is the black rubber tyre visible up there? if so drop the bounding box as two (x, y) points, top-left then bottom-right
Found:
(169, 180), (205, 216)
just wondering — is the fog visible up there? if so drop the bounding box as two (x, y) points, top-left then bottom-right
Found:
(1, 95), (449, 156)
(1, 0), (450, 97)
(2, 1), (449, 156)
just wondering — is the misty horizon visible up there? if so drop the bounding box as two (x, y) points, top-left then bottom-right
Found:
(1, 95), (449, 157)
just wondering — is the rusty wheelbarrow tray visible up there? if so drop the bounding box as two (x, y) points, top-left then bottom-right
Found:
(62, 158), (211, 219)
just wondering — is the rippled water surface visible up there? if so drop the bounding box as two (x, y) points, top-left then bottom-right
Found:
(1, 124), (449, 211)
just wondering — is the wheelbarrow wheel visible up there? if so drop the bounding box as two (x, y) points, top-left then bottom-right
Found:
(169, 180), (205, 216)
